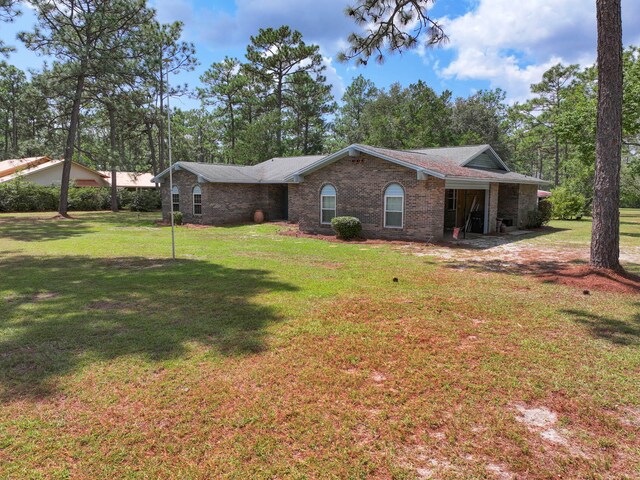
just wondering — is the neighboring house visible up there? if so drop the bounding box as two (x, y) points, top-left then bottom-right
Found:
(0, 157), (110, 187)
(98, 171), (157, 191)
(152, 144), (549, 241)
(0, 157), (156, 192)
(538, 190), (552, 199)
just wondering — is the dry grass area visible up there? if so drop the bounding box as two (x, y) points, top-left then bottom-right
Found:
(0, 211), (639, 479)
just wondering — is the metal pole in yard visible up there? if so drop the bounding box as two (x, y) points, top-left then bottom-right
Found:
(165, 59), (176, 260)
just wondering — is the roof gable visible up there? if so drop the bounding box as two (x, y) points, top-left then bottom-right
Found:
(0, 156), (52, 178)
(285, 144), (547, 185)
(0, 158), (111, 185)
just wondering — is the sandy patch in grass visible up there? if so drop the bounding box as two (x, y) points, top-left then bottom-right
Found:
(514, 404), (589, 458)
(486, 463), (514, 480)
(619, 407), (640, 427)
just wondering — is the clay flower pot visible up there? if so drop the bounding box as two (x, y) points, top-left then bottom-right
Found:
(253, 209), (265, 224)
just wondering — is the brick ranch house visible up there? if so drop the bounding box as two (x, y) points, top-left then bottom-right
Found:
(152, 144), (548, 242)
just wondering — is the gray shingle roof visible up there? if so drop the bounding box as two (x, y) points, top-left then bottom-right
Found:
(406, 145), (490, 165)
(251, 155), (325, 182)
(152, 144), (548, 185)
(152, 154), (326, 184)
(364, 146), (545, 183)
(285, 144), (548, 185)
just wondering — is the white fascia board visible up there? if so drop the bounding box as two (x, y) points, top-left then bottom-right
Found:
(444, 175), (550, 185)
(151, 163), (215, 184)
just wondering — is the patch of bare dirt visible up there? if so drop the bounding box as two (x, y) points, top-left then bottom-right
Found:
(32, 292), (59, 302)
(183, 223), (211, 229)
(277, 224), (422, 245)
(535, 265), (640, 295)
(401, 446), (456, 479)
(85, 300), (137, 311)
(486, 463), (514, 480)
(514, 404), (588, 458)
(619, 407), (640, 427)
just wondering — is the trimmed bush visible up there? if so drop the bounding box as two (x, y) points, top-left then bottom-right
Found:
(0, 179), (161, 213)
(550, 187), (586, 220)
(0, 179), (58, 212)
(526, 199), (552, 228)
(331, 216), (362, 240)
(129, 189), (161, 212)
(68, 187), (111, 211)
(172, 211), (183, 225)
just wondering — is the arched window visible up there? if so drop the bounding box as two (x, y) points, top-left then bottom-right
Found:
(320, 184), (336, 224)
(384, 183), (404, 228)
(193, 185), (202, 215)
(171, 186), (180, 213)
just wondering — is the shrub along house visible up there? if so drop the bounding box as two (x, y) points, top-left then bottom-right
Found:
(152, 144), (548, 242)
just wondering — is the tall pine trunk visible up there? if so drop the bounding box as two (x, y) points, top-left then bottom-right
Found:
(158, 62), (166, 171)
(59, 72), (86, 217)
(107, 106), (119, 213)
(554, 135), (560, 187)
(590, 0), (623, 270)
(146, 122), (158, 179)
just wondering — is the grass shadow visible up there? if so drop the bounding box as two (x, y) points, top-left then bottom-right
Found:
(0, 216), (92, 242)
(0, 255), (297, 401)
(562, 306), (640, 346)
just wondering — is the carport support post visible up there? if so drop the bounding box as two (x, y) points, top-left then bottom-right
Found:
(165, 60), (176, 260)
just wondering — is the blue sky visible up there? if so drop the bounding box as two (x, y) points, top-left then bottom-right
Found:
(3, 0), (640, 110)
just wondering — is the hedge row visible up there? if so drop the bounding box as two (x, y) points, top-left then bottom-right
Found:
(0, 179), (161, 212)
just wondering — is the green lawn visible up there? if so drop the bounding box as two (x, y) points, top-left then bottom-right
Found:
(0, 211), (639, 479)
(527, 208), (640, 248)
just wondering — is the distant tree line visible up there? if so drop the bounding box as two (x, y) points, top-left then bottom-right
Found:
(0, 1), (639, 213)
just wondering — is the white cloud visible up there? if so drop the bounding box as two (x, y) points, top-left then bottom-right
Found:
(153, 0), (352, 54)
(434, 0), (640, 102)
(322, 55), (345, 100)
(151, 0), (348, 103)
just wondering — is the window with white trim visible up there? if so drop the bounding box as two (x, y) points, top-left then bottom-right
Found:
(193, 185), (202, 215)
(320, 184), (336, 224)
(171, 186), (180, 212)
(384, 183), (404, 228)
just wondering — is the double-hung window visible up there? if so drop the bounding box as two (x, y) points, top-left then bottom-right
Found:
(193, 185), (202, 215)
(384, 183), (404, 228)
(171, 186), (180, 212)
(320, 184), (337, 224)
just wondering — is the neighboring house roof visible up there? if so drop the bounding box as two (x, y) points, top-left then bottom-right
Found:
(0, 156), (52, 178)
(99, 171), (157, 188)
(538, 190), (552, 198)
(151, 144), (549, 186)
(285, 144), (549, 185)
(0, 158), (109, 185)
(151, 154), (324, 184)
(75, 179), (105, 187)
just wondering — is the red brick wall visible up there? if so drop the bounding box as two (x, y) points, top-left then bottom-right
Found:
(162, 170), (262, 224)
(497, 183), (539, 228)
(517, 184), (538, 228)
(288, 154), (445, 241)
